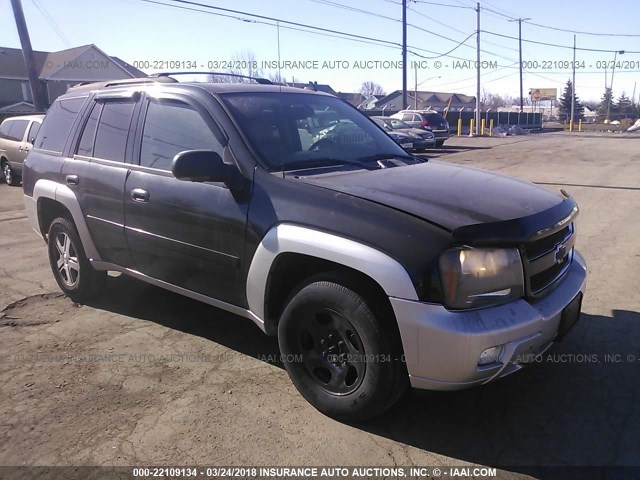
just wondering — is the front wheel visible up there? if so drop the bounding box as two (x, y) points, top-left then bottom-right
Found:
(47, 217), (105, 303)
(278, 276), (407, 421)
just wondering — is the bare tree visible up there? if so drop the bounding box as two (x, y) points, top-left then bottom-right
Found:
(481, 89), (515, 109)
(209, 50), (264, 83)
(360, 81), (385, 98)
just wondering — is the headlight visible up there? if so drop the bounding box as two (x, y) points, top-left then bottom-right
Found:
(439, 247), (524, 309)
(408, 132), (420, 138)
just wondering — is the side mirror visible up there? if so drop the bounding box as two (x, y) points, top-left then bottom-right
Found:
(171, 150), (235, 184)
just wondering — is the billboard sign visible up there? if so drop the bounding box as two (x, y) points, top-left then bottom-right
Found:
(530, 88), (557, 101)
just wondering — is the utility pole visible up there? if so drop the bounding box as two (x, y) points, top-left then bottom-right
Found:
(414, 65), (418, 109)
(509, 17), (531, 112)
(10, 0), (46, 111)
(402, 0), (407, 110)
(475, 2), (480, 136)
(570, 35), (576, 130)
(606, 50), (625, 121)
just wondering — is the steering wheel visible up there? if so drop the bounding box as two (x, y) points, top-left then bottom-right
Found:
(308, 136), (337, 151)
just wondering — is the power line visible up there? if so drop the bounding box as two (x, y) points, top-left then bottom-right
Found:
(521, 20), (640, 38)
(410, 0), (474, 9)
(159, 0), (403, 47)
(407, 4), (520, 53)
(482, 30), (640, 54)
(30, 0), (72, 47)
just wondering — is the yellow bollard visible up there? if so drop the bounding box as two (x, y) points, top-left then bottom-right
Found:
(489, 119), (494, 137)
(578, 119), (583, 132)
(469, 119), (475, 136)
(457, 118), (462, 136)
(569, 120), (574, 132)
(481, 118), (486, 136)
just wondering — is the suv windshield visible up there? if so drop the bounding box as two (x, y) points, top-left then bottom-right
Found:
(221, 92), (408, 170)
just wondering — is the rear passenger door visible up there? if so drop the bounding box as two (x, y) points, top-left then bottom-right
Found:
(62, 93), (140, 267)
(124, 93), (249, 306)
(5, 119), (30, 169)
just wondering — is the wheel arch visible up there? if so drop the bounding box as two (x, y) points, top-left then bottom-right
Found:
(31, 179), (101, 260)
(246, 224), (418, 335)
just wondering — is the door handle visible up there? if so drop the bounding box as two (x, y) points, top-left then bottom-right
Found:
(131, 188), (150, 203)
(18, 146), (23, 151)
(65, 175), (79, 186)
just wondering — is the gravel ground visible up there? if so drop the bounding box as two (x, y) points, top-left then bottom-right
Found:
(0, 131), (638, 478)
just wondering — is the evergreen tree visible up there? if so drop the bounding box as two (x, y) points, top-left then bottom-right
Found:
(597, 87), (614, 120)
(558, 79), (584, 122)
(616, 93), (633, 117)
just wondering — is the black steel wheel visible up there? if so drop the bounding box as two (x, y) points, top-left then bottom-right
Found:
(278, 275), (407, 420)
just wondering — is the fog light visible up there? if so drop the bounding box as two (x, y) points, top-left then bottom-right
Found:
(478, 346), (503, 366)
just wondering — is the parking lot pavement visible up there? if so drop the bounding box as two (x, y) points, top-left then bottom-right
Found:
(0, 132), (638, 476)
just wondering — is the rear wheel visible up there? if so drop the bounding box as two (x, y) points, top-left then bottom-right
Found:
(2, 160), (18, 186)
(435, 140), (445, 148)
(278, 275), (407, 421)
(47, 217), (105, 303)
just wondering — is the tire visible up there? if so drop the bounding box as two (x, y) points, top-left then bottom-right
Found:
(2, 160), (19, 186)
(435, 140), (445, 148)
(278, 274), (408, 421)
(47, 217), (106, 303)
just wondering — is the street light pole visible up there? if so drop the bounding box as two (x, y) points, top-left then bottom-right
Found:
(606, 50), (625, 122)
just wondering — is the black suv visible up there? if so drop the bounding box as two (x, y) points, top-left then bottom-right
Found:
(23, 75), (586, 420)
(391, 110), (450, 146)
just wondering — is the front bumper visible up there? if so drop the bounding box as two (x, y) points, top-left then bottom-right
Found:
(411, 137), (436, 149)
(390, 251), (587, 390)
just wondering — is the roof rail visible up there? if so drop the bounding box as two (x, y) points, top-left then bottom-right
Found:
(66, 77), (176, 94)
(152, 71), (273, 85)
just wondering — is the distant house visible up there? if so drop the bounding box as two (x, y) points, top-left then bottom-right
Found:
(289, 81), (336, 95)
(375, 90), (476, 112)
(336, 92), (366, 107)
(0, 44), (146, 112)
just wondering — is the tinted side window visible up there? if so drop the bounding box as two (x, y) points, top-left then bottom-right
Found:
(27, 121), (40, 143)
(0, 121), (12, 139)
(426, 113), (447, 124)
(402, 113), (414, 122)
(7, 120), (29, 141)
(35, 97), (85, 153)
(76, 103), (102, 157)
(93, 101), (135, 162)
(140, 100), (224, 171)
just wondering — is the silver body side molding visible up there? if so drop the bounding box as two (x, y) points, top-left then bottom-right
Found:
(91, 261), (266, 332)
(26, 179), (102, 261)
(246, 223), (419, 321)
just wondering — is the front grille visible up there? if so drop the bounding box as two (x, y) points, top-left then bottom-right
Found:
(524, 225), (571, 259)
(522, 222), (575, 297)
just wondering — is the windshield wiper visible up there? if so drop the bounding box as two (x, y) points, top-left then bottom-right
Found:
(280, 157), (378, 171)
(357, 153), (425, 163)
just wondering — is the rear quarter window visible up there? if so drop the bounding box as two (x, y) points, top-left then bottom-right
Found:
(34, 97), (86, 153)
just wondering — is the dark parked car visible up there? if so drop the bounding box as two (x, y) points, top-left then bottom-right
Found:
(0, 114), (44, 185)
(23, 76), (586, 421)
(391, 110), (450, 146)
(372, 116), (436, 151)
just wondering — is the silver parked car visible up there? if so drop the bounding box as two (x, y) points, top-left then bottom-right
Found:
(0, 114), (44, 186)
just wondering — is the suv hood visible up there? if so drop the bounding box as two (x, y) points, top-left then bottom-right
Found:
(298, 160), (564, 231)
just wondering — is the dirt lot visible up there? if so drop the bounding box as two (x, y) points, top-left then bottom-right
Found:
(1, 132), (639, 477)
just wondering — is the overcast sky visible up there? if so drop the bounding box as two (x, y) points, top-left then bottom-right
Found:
(2, 0), (639, 102)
